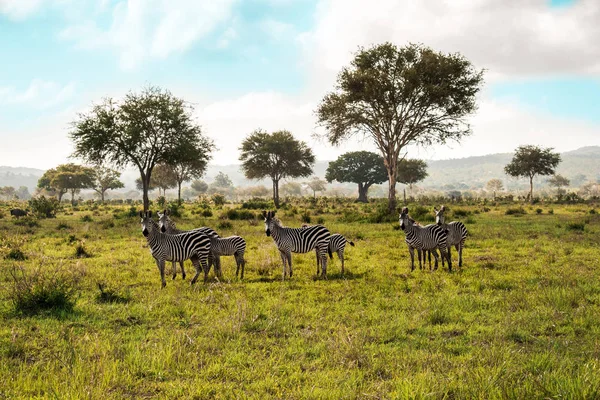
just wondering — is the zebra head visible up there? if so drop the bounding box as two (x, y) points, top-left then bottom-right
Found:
(157, 209), (170, 233)
(399, 207), (410, 230)
(262, 210), (276, 236)
(434, 205), (446, 225)
(139, 211), (153, 237)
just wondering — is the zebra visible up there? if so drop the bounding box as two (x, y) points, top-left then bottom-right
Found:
(263, 210), (331, 279)
(434, 205), (468, 267)
(399, 207), (452, 272)
(139, 211), (211, 287)
(405, 219), (434, 271)
(302, 224), (354, 274)
(157, 210), (220, 280)
(209, 235), (247, 279)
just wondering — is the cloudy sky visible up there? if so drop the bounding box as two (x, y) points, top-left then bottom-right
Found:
(1, 0), (598, 170)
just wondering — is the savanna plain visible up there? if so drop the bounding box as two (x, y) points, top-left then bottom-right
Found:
(1, 199), (599, 399)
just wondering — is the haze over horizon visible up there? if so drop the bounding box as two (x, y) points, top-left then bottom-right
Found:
(1, 0), (599, 170)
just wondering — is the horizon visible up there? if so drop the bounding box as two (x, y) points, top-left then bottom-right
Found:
(1, 0), (599, 170)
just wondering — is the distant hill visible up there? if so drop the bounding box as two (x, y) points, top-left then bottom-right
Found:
(1, 146), (598, 194)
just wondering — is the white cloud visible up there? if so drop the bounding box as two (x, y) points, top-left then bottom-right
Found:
(0, 79), (76, 108)
(59, 0), (237, 69)
(0, 0), (45, 19)
(302, 0), (600, 83)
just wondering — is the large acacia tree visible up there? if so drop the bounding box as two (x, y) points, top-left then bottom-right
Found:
(397, 158), (428, 191)
(504, 145), (561, 201)
(325, 151), (387, 202)
(239, 129), (315, 208)
(70, 86), (214, 211)
(316, 42), (484, 213)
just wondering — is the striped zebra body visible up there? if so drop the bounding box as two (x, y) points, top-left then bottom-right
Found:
(263, 210), (330, 279)
(140, 211), (211, 287)
(399, 207), (451, 271)
(328, 233), (354, 274)
(435, 206), (468, 267)
(157, 211), (219, 280)
(210, 236), (247, 279)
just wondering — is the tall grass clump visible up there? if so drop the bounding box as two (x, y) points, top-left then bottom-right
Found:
(8, 265), (80, 315)
(505, 207), (527, 215)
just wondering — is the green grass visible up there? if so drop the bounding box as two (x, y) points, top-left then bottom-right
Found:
(0, 200), (599, 398)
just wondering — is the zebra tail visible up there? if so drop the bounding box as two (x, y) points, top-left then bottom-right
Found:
(348, 240), (355, 247)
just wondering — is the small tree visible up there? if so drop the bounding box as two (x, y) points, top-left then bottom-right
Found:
(397, 159), (428, 198)
(486, 178), (504, 200)
(504, 145), (561, 202)
(208, 172), (234, 196)
(38, 163), (95, 204)
(280, 181), (303, 197)
(91, 166), (124, 202)
(325, 151), (387, 202)
(152, 164), (178, 197)
(306, 177), (327, 198)
(239, 129), (315, 208)
(70, 86), (214, 211)
(171, 157), (210, 204)
(0, 186), (16, 201)
(316, 42), (483, 214)
(548, 174), (570, 198)
(191, 180), (208, 194)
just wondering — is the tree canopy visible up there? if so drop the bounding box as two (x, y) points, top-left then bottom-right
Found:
(239, 129), (315, 207)
(70, 86), (214, 211)
(504, 145), (561, 201)
(397, 159), (429, 190)
(316, 42), (483, 213)
(486, 178), (504, 200)
(306, 176), (327, 198)
(38, 163), (95, 203)
(325, 151), (387, 202)
(152, 164), (178, 197)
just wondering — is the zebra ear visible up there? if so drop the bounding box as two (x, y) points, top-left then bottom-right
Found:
(261, 210), (267, 218)
(148, 211), (152, 218)
(139, 211), (143, 218)
(272, 210), (276, 217)
(441, 205), (445, 211)
(163, 209), (167, 216)
(402, 207), (408, 214)
(434, 207), (438, 212)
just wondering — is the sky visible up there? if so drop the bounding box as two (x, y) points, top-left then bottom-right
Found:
(0, 0), (599, 170)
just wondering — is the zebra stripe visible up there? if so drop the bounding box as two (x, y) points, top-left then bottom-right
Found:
(263, 210), (330, 279)
(157, 211), (219, 280)
(435, 206), (468, 267)
(210, 236), (247, 279)
(399, 207), (451, 272)
(140, 211), (211, 287)
(302, 224), (354, 274)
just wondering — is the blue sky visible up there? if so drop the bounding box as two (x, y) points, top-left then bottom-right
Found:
(1, 0), (598, 169)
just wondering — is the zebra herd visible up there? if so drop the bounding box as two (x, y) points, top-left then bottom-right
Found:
(140, 206), (467, 287)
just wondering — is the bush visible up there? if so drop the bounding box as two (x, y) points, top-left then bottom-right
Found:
(5, 248), (27, 261)
(8, 265), (80, 315)
(217, 221), (233, 230)
(301, 211), (311, 224)
(56, 222), (71, 230)
(29, 196), (60, 218)
(80, 215), (93, 222)
(156, 196), (166, 208)
(452, 208), (471, 218)
(566, 222), (585, 231)
(212, 194), (226, 206)
(75, 242), (91, 258)
(536, 208), (543, 215)
(13, 216), (40, 228)
(241, 198), (272, 210)
(201, 209), (213, 217)
(96, 283), (131, 304)
(226, 208), (255, 220)
(505, 207), (526, 215)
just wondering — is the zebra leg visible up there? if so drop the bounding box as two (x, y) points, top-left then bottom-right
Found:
(456, 243), (463, 267)
(443, 247), (452, 272)
(338, 249), (344, 274)
(171, 261), (178, 280)
(279, 250), (288, 280)
(408, 246), (415, 271)
(214, 255), (224, 280)
(180, 261), (186, 280)
(315, 249), (320, 275)
(431, 250), (440, 271)
(189, 255), (202, 285)
(287, 252), (293, 278)
(156, 259), (166, 288)
(428, 251), (432, 270)
(320, 248), (328, 278)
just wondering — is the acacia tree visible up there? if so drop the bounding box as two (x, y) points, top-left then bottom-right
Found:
(38, 163), (95, 204)
(91, 166), (124, 202)
(316, 42), (483, 214)
(208, 172), (234, 196)
(396, 158), (428, 195)
(548, 174), (570, 197)
(152, 164), (178, 197)
(325, 151), (387, 202)
(280, 181), (303, 197)
(306, 176), (327, 198)
(191, 180), (208, 194)
(504, 145), (561, 202)
(70, 86), (214, 211)
(239, 130), (315, 208)
(486, 178), (504, 200)
(171, 158), (210, 204)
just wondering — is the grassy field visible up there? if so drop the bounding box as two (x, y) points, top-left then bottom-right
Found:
(1, 200), (599, 399)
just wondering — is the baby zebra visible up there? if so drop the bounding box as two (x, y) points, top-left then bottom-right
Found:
(263, 210), (331, 279)
(157, 210), (219, 280)
(434, 206), (468, 267)
(209, 235), (247, 279)
(302, 224), (354, 274)
(399, 207), (451, 272)
(140, 211), (211, 287)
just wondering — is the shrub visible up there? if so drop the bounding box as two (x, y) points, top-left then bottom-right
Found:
(29, 196), (60, 218)
(8, 265), (80, 315)
(201, 209), (213, 217)
(317, 217), (325, 225)
(566, 222), (585, 232)
(452, 208), (471, 218)
(156, 196), (166, 208)
(505, 207), (526, 215)
(590, 209), (597, 215)
(75, 242), (91, 258)
(241, 198), (272, 210)
(80, 215), (93, 222)
(5, 248), (27, 261)
(212, 194), (226, 206)
(13, 217), (40, 228)
(56, 222), (71, 230)
(217, 221), (233, 230)
(301, 211), (311, 224)
(226, 208), (255, 220)
(96, 283), (131, 304)
(536, 208), (543, 215)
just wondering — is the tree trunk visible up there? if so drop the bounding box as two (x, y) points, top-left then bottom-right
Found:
(357, 183), (368, 203)
(177, 181), (182, 205)
(272, 179), (280, 208)
(101, 191), (105, 203)
(403, 188), (406, 204)
(141, 170), (150, 212)
(384, 151), (399, 214)
(57, 190), (64, 203)
(70, 190), (75, 205)
(529, 175), (534, 203)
